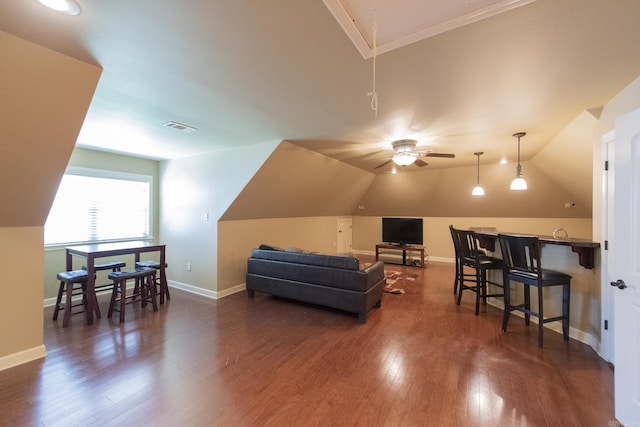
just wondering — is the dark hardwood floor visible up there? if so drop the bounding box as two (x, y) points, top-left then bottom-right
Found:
(0, 261), (614, 426)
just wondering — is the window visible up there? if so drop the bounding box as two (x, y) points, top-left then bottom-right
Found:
(45, 167), (153, 246)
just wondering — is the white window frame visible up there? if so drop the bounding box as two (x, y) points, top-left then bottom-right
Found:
(44, 166), (154, 248)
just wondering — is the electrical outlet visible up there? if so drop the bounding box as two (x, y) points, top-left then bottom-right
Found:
(187, 262), (191, 271)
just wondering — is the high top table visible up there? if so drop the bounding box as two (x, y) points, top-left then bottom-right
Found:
(66, 241), (167, 325)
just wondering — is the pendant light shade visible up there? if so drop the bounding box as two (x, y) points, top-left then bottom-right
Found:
(510, 132), (527, 190)
(472, 152), (485, 196)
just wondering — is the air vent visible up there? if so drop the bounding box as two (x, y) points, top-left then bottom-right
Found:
(163, 121), (197, 133)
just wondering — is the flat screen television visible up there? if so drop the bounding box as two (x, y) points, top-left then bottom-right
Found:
(382, 217), (423, 246)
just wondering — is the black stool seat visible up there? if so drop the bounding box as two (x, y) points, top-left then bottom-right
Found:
(135, 261), (170, 303)
(53, 270), (90, 327)
(108, 267), (155, 282)
(82, 261), (126, 295)
(108, 268), (158, 323)
(135, 260), (165, 269)
(82, 261), (126, 271)
(57, 270), (89, 282)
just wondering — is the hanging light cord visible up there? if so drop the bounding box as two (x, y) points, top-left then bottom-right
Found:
(367, 10), (378, 117)
(476, 155), (481, 184)
(516, 136), (522, 176)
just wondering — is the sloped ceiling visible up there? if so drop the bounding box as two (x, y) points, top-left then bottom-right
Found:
(0, 30), (101, 227)
(0, 0), (638, 175)
(220, 142), (375, 221)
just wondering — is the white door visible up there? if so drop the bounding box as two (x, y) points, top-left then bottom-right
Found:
(611, 108), (640, 424)
(337, 218), (352, 254)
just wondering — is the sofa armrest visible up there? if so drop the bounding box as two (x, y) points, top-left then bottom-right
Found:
(361, 260), (384, 275)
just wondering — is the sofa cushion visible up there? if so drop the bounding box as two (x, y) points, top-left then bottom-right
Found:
(250, 249), (359, 271)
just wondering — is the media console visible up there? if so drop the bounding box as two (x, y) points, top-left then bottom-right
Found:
(375, 244), (426, 268)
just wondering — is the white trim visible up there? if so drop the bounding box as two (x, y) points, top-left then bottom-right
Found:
(599, 129), (615, 363)
(486, 298), (600, 352)
(323, 0), (537, 59)
(167, 280), (246, 300)
(0, 345), (46, 372)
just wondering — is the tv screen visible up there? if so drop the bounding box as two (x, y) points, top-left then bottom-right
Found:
(382, 218), (423, 246)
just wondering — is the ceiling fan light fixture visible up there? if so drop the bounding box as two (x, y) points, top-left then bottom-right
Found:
(36, 0), (81, 15)
(510, 132), (527, 191)
(392, 152), (417, 166)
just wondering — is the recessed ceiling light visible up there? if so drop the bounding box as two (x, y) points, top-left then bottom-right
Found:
(35, 0), (81, 16)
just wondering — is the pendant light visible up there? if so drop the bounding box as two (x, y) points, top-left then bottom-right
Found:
(472, 152), (485, 196)
(510, 132), (527, 190)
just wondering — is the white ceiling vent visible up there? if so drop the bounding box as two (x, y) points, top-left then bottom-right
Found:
(163, 121), (197, 133)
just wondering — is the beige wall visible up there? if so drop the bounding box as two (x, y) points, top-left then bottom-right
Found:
(160, 141), (281, 294)
(0, 31), (100, 368)
(355, 160), (591, 219)
(352, 216), (593, 261)
(0, 227), (46, 366)
(218, 216), (350, 293)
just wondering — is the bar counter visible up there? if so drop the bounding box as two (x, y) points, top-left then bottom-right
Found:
(472, 229), (600, 269)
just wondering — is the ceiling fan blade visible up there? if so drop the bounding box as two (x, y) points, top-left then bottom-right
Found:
(419, 152), (455, 158)
(374, 160), (392, 169)
(414, 159), (428, 167)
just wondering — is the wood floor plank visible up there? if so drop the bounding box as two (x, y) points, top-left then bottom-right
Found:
(0, 260), (615, 426)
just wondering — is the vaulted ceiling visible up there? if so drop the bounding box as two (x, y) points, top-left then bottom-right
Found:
(0, 0), (639, 174)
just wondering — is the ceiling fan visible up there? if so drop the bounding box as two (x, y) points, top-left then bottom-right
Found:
(373, 139), (455, 169)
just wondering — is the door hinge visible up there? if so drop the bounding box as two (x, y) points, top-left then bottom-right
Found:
(604, 240), (608, 250)
(604, 160), (609, 171)
(604, 319), (608, 330)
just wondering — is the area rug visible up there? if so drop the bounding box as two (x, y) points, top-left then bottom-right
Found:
(383, 270), (418, 294)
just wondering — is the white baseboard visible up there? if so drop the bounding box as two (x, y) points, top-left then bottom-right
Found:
(167, 280), (246, 300)
(0, 345), (46, 372)
(351, 249), (454, 265)
(486, 298), (600, 351)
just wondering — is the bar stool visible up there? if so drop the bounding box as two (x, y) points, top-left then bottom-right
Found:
(497, 233), (572, 347)
(82, 261), (126, 293)
(53, 270), (89, 327)
(135, 260), (170, 303)
(449, 225), (478, 294)
(453, 228), (503, 315)
(108, 267), (158, 323)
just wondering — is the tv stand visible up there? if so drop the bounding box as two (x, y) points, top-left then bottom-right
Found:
(375, 244), (426, 268)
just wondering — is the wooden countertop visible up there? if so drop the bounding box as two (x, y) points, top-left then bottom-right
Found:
(472, 230), (600, 269)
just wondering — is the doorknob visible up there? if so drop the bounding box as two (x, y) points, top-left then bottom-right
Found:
(610, 279), (628, 290)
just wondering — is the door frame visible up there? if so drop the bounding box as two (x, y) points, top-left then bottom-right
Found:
(600, 129), (615, 363)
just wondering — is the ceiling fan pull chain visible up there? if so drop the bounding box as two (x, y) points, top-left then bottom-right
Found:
(367, 9), (378, 117)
